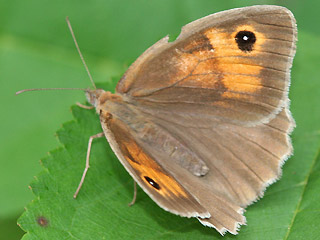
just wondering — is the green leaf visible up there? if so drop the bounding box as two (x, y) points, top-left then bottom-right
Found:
(2, 0), (319, 238)
(17, 30), (320, 239)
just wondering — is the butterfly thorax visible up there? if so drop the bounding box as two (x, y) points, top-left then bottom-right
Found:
(85, 89), (123, 114)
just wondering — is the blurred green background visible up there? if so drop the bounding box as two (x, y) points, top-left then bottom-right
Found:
(1, 0), (319, 239)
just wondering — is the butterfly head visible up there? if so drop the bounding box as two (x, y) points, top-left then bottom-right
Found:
(85, 89), (106, 108)
(85, 89), (121, 113)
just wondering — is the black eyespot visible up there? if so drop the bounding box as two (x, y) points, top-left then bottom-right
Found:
(144, 176), (160, 190)
(235, 31), (256, 52)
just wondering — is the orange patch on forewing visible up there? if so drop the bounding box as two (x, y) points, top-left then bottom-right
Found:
(171, 25), (267, 91)
(202, 25), (265, 98)
(220, 63), (262, 98)
(122, 138), (189, 199)
(204, 25), (266, 57)
(193, 58), (262, 75)
(222, 74), (262, 93)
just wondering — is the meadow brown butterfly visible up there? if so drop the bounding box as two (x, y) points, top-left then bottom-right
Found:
(18, 5), (297, 235)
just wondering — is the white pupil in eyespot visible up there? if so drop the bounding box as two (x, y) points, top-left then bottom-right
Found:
(243, 35), (249, 41)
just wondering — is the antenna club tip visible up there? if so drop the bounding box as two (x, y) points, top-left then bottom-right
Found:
(66, 16), (70, 22)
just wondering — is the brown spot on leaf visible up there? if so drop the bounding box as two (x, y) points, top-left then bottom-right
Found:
(37, 216), (49, 227)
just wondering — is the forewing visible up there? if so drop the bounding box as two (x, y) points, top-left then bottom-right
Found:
(117, 5), (297, 126)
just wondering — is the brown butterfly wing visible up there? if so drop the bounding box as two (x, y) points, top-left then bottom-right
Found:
(98, 96), (293, 234)
(117, 5), (297, 126)
(152, 106), (294, 208)
(98, 105), (209, 219)
(153, 106), (294, 234)
(98, 99), (246, 234)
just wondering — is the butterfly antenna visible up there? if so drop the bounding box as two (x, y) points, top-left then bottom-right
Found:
(66, 16), (96, 90)
(15, 88), (88, 95)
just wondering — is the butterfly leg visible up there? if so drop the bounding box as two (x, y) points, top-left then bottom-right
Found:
(76, 102), (94, 110)
(128, 181), (137, 206)
(73, 132), (104, 198)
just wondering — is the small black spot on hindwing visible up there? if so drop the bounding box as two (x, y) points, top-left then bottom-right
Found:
(144, 176), (160, 190)
(235, 31), (256, 52)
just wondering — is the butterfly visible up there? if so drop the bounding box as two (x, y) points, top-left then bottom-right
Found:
(19, 5), (297, 235)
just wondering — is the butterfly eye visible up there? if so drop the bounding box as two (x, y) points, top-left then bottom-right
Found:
(144, 176), (161, 190)
(235, 30), (256, 52)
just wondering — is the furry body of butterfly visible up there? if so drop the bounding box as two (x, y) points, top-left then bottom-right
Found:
(21, 5), (295, 236)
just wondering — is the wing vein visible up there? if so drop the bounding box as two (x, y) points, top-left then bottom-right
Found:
(199, 59), (288, 73)
(172, 82), (284, 93)
(230, 129), (281, 160)
(135, 94), (279, 110)
(211, 128), (265, 185)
